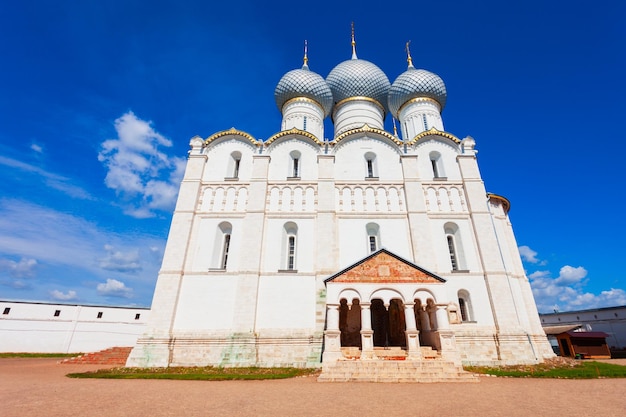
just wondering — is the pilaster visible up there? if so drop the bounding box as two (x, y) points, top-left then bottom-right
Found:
(400, 154), (436, 267)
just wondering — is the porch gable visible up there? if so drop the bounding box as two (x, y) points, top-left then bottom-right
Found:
(325, 249), (445, 284)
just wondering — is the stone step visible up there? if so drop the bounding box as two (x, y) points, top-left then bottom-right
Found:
(318, 359), (479, 383)
(60, 347), (133, 366)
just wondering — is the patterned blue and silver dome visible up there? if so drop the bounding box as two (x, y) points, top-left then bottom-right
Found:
(274, 65), (334, 117)
(388, 67), (447, 118)
(326, 59), (391, 111)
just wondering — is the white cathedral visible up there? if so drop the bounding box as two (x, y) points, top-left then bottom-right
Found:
(126, 35), (554, 374)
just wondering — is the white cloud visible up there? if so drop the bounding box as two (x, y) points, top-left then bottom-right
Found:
(554, 265), (587, 285)
(528, 264), (622, 312)
(0, 199), (164, 302)
(0, 155), (92, 200)
(50, 290), (78, 301)
(98, 111), (185, 218)
(99, 245), (142, 273)
(30, 143), (43, 154)
(97, 278), (133, 298)
(518, 245), (539, 263)
(0, 257), (37, 278)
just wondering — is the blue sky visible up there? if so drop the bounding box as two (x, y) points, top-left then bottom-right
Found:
(0, 0), (624, 312)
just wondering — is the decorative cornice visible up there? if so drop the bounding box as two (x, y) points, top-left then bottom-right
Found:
(331, 124), (403, 146)
(408, 127), (461, 145)
(205, 127), (259, 146)
(264, 127), (323, 146)
(487, 193), (511, 214)
(281, 96), (324, 113)
(397, 97), (441, 115)
(333, 96), (386, 115)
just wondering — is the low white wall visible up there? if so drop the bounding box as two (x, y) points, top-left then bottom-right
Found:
(0, 301), (149, 353)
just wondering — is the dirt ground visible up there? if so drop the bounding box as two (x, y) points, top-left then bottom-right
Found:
(1, 358), (626, 417)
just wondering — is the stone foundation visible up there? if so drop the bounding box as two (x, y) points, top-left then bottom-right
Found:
(127, 332), (323, 368)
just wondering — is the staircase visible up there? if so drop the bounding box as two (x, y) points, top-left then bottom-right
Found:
(318, 347), (478, 383)
(60, 347), (133, 366)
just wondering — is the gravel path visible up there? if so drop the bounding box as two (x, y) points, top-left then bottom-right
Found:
(2, 358), (625, 416)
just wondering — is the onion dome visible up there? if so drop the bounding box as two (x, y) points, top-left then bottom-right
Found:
(326, 28), (390, 112)
(274, 52), (333, 117)
(326, 59), (391, 111)
(388, 44), (447, 118)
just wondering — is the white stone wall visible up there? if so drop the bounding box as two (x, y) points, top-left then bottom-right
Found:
(128, 123), (554, 367)
(333, 136), (404, 181)
(0, 301), (148, 353)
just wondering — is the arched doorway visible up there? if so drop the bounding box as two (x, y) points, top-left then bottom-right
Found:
(370, 298), (406, 348)
(413, 297), (439, 350)
(339, 298), (362, 348)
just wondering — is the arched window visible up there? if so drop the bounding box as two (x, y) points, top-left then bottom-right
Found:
(282, 222), (298, 271)
(289, 150), (301, 178)
(429, 151), (444, 179)
(227, 151), (242, 179)
(444, 222), (466, 271)
(303, 116), (307, 131)
(457, 290), (473, 322)
(447, 235), (458, 271)
(422, 113), (428, 130)
(366, 222), (380, 253)
(364, 152), (378, 179)
(212, 222), (233, 270)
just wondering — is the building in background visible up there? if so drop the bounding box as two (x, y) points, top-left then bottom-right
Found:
(127, 36), (554, 370)
(541, 305), (626, 357)
(0, 300), (148, 353)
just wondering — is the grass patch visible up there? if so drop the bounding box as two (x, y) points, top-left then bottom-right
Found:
(67, 366), (319, 381)
(0, 352), (81, 358)
(466, 360), (626, 379)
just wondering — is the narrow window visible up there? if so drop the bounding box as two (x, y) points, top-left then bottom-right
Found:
(135, 313), (141, 320)
(97, 311), (103, 319)
(369, 236), (377, 252)
(429, 151), (444, 179)
(303, 116), (307, 131)
(228, 151), (242, 179)
(233, 158), (240, 178)
(282, 222), (298, 271)
(287, 236), (296, 270)
(445, 222), (466, 271)
(364, 152), (377, 178)
(447, 235), (458, 271)
(289, 151), (301, 179)
(221, 233), (231, 269)
(457, 290), (472, 322)
(458, 298), (468, 321)
(366, 223), (380, 253)
(431, 158), (439, 178)
(54, 310), (61, 317)
(212, 222), (233, 270)
(3, 307), (11, 315)
(422, 113), (428, 130)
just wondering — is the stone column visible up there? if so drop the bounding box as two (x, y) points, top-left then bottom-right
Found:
(419, 308), (431, 332)
(436, 305), (450, 330)
(404, 303), (421, 359)
(360, 302), (374, 359)
(322, 304), (342, 363)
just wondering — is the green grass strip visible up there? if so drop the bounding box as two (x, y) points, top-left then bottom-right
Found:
(466, 361), (626, 379)
(0, 352), (81, 358)
(67, 366), (319, 381)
